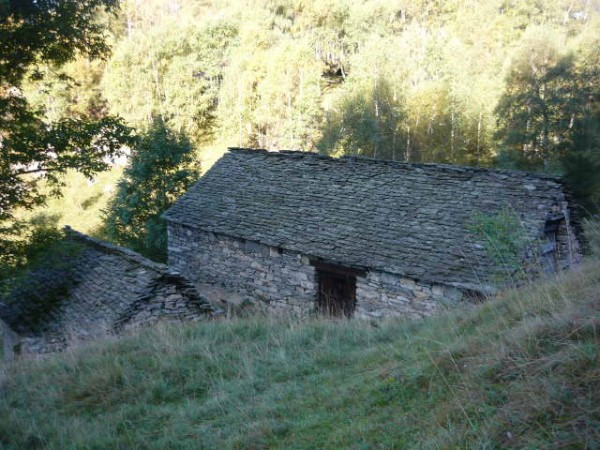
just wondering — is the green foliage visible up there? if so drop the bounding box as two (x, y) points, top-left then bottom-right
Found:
(560, 30), (600, 213)
(319, 30), (498, 165)
(470, 207), (531, 279)
(0, 216), (74, 294)
(319, 73), (407, 159)
(1, 256), (598, 447)
(495, 26), (600, 181)
(22, 58), (110, 122)
(218, 34), (324, 150)
(5, 0), (600, 250)
(493, 24), (600, 212)
(495, 28), (571, 170)
(103, 118), (200, 261)
(4, 167), (125, 269)
(21, 167), (125, 234)
(0, 0), (135, 259)
(0, 220), (58, 282)
(561, 110), (600, 213)
(102, 19), (237, 145)
(0, 0), (119, 85)
(95, 0), (598, 170)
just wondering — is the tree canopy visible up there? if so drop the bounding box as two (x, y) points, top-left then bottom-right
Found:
(103, 118), (200, 260)
(4, 0), (600, 252)
(0, 0), (134, 243)
(85, 0), (598, 175)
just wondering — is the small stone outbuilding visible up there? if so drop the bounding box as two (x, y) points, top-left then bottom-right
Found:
(0, 228), (213, 359)
(164, 148), (582, 319)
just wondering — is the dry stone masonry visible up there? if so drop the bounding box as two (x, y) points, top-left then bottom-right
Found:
(169, 224), (317, 316)
(0, 228), (213, 359)
(355, 271), (465, 320)
(164, 148), (582, 319)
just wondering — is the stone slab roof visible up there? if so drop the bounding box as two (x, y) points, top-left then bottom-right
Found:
(0, 228), (212, 353)
(163, 148), (575, 290)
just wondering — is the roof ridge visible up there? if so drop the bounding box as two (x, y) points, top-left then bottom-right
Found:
(226, 147), (565, 182)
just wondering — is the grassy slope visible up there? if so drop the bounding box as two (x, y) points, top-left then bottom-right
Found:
(1, 261), (599, 449)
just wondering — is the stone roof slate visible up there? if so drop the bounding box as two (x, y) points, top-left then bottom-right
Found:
(0, 228), (212, 344)
(163, 148), (573, 290)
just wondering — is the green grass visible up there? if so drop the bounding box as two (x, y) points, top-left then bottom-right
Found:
(1, 260), (599, 448)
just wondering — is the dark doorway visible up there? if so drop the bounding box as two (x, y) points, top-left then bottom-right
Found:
(540, 214), (565, 273)
(318, 270), (356, 317)
(313, 261), (361, 318)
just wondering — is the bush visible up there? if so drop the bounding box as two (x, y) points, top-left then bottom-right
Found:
(470, 207), (530, 281)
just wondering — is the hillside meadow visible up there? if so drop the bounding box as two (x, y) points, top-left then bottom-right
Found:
(1, 254), (598, 448)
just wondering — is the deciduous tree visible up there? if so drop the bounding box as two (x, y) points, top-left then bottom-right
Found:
(104, 118), (200, 260)
(0, 0), (133, 243)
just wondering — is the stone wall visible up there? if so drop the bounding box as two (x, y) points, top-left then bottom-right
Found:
(168, 222), (473, 319)
(115, 273), (214, 331)
(0, 228), (213, 359)
(355, 271), (465, 319)
(168, 223), (317, 316)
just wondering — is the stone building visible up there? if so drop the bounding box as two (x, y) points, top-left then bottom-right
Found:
(164, 148), (582, 319)
(0, 228), (213, 359)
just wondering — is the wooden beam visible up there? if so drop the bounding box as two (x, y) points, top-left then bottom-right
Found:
(310, 259), (367, 277)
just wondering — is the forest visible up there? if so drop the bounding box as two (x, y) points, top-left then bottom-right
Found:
(1, 0), (600, 261)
